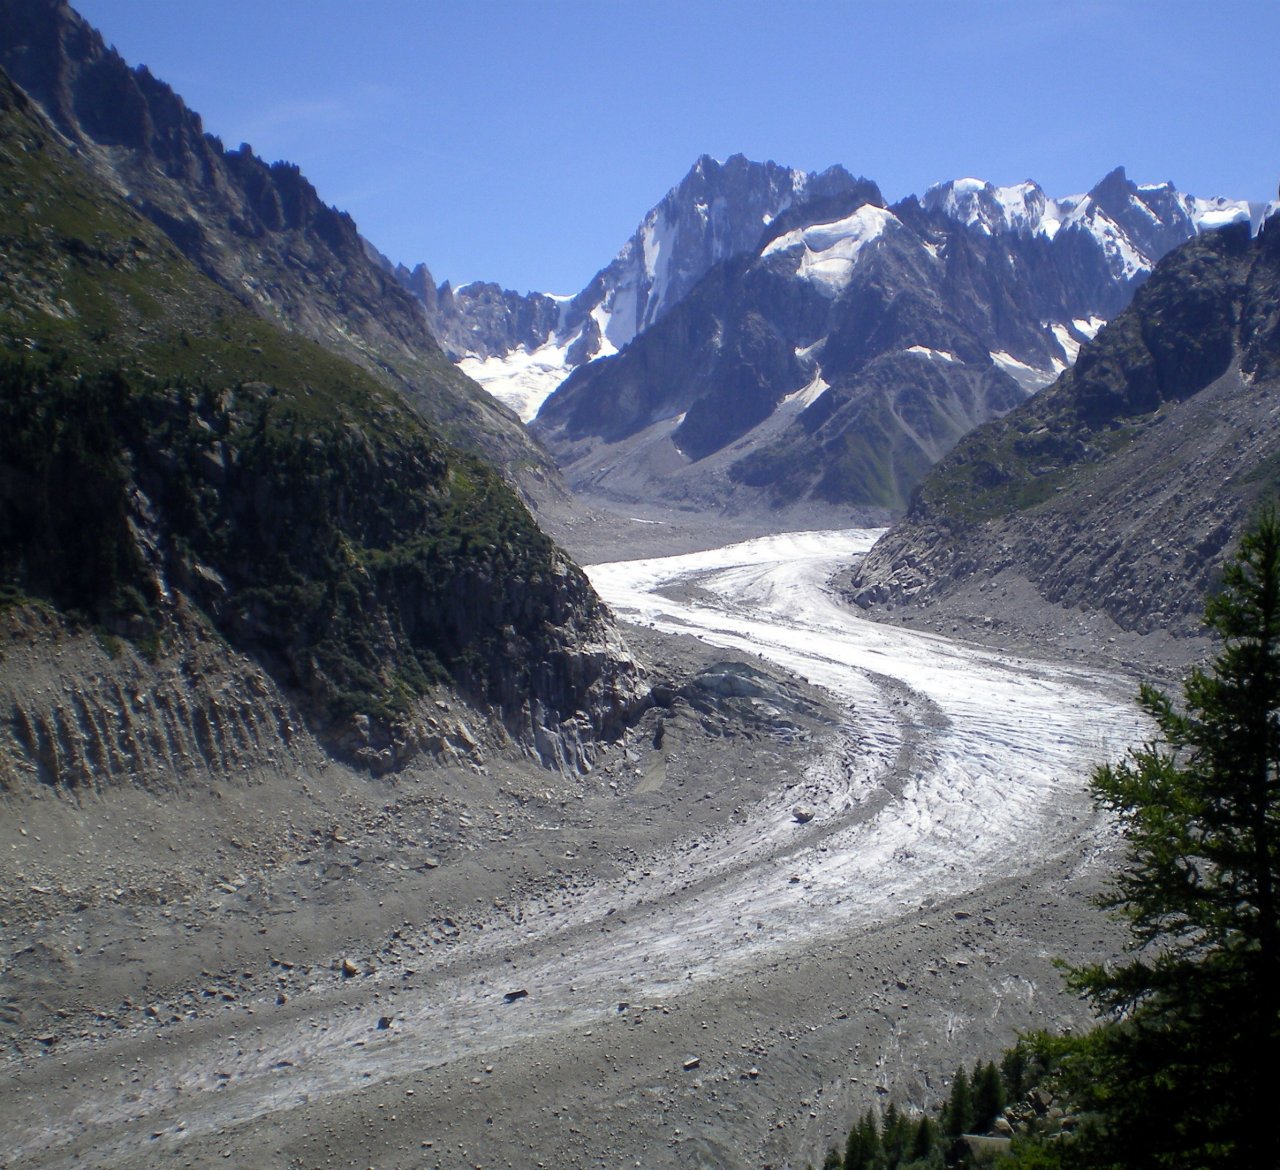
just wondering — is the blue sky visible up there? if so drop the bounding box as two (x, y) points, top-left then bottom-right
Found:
(73, 0), (1280, 297)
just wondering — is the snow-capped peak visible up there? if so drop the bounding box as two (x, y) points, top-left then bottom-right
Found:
(923, 167), (1260, 284)
(1190, 194), (1254, 231)
(922, 177), (1055, 236)
(761, 204), (899, 294)
(402, 156), (1256, 431)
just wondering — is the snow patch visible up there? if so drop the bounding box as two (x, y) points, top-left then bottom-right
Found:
(590, 303), (622, 358)
(1043, 316), (1109, 372)
(992, 181), (1047, 231)
(1190, 195), (1252, 231)
(905, 346), (962, 364)
(1045, 194), (1085, 239)
(1127, 192), (1162, 226)
(458, 340), (573, 422)
(1047, 324), (1081, 366)
(761, 205), (899, 294)
(640, 208), (678, 319)
(781, 370), (830, 410)
(924, 177), (1056, 237)
(990, 351), (1056, 391)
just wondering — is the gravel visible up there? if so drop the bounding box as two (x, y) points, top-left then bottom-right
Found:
(0, 504), (1152, 1170)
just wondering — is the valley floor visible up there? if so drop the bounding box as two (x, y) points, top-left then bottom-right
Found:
(1, 523), (1154, 1170)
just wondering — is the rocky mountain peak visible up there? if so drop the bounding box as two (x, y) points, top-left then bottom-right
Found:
(3, 0), (221, 184)
(1085, 163), (1132, 206)
(0, 0), (566, 507)
(1077, 164), (1199, 268)
(579, 153), (826, 342)
(1, 0), (365, 289)
(418, 154), (881, 419)
(920, 176), (1048, 236)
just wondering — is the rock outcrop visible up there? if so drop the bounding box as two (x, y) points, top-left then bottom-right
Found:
(0, 66), (643, 782)
(850, 215), (1280, 639)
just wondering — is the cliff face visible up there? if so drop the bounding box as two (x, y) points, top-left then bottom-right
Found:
(850, 218), (1280, 638)
(0, 68), (643, 786)
(0, 0), (564, 505)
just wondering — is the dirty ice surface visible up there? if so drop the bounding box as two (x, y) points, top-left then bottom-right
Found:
(6, 530), (1148, 1167)
(590, 533), (1144, 913)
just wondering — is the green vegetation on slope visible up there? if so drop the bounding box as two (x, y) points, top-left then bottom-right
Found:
(0, 0), (558, 492)
(0, 70), (611, 764)
(1060, 508), (1280, 1169)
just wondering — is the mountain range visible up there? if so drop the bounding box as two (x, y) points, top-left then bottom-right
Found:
(26, 0), (1255, 529)
(392, 153), (1262, 517)
(851, 210), (1280, 641)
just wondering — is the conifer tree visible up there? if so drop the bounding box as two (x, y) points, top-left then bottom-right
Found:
(844, 1108), (879, 1170)
(1000, 1042), (1028, 1102)
(970, 1060), (1005, 1133)
(941, 1065), (971, 1139)
(881, 1101), (910, 1167)
(1068, 508), (1280, 1169)
(909, 1114), (937, 1163)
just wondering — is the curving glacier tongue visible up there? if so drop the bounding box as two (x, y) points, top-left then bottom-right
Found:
(1, 530), (1150, 1170)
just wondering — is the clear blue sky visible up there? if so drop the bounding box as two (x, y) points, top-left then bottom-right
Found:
(72, 0), (1280, 297)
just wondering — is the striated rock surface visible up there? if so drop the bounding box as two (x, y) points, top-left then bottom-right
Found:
(0, 603), (320, 793)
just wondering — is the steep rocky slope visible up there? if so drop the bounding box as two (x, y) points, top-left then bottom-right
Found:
(0, 69), (641, 788)
(850, 216), (1280, 640)
(530, 168), (1258, 516)
(405, 157), (1258, 432)
(0, 0), (564, 505)
(386, 154), (865, 420)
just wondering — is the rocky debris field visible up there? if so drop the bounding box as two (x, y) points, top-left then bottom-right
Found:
(0, 626), (819, 1034)
(0, 519), (1156, 1170)
(832, 560), (1211, 687)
